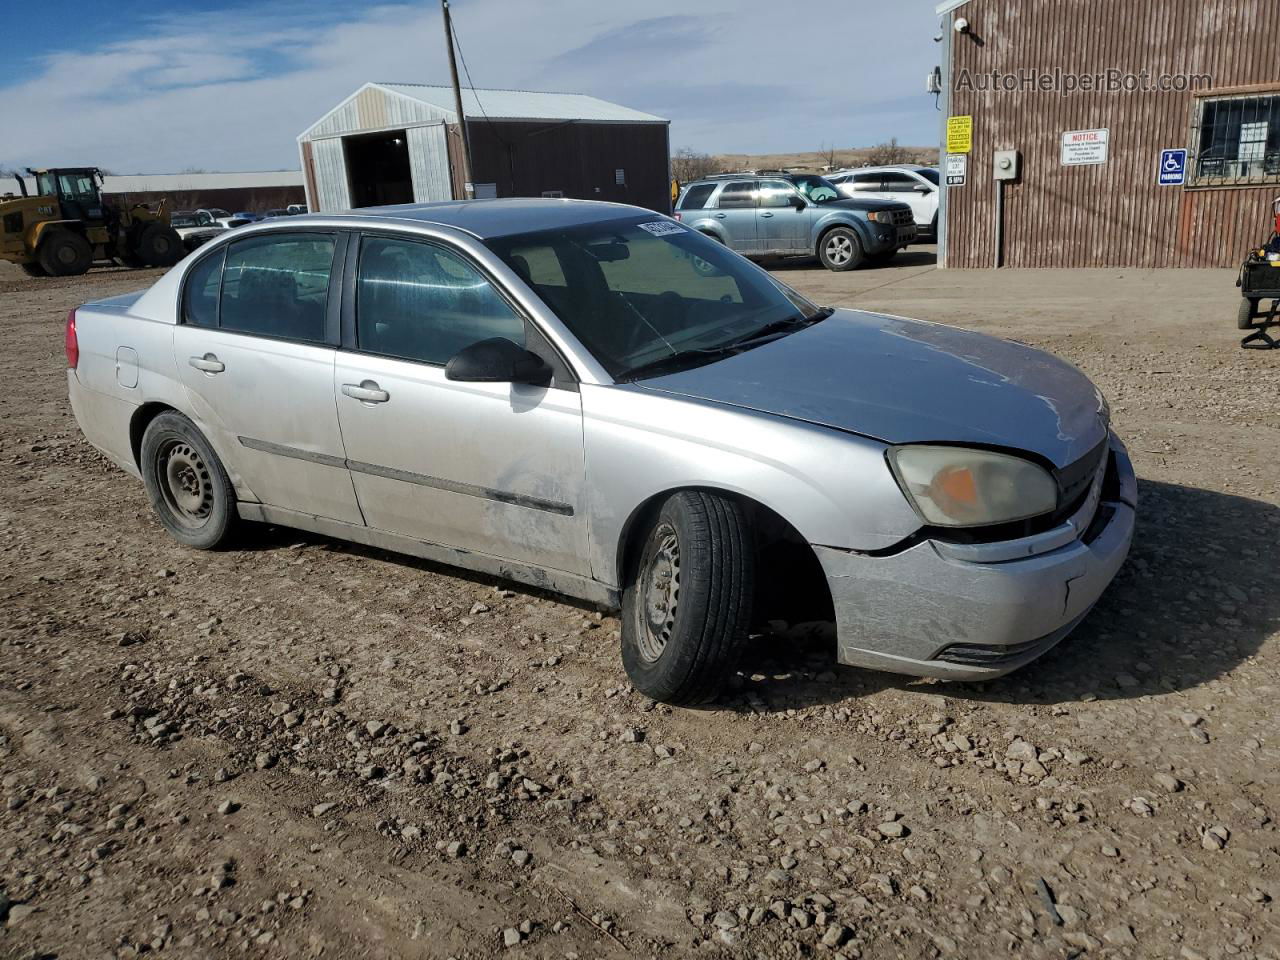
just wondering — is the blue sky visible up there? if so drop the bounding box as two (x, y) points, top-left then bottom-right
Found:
(2, 1), (944, 174)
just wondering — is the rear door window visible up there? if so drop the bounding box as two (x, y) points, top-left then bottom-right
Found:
(355, 235), (524, 365)
(182, 247), (225, 327)
(715, 181), (758, 208)
(678, 183), (717, 210)
(219, 233), (335, 343)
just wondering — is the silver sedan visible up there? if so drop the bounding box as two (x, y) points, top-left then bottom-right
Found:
(66, 199), (1136, 705)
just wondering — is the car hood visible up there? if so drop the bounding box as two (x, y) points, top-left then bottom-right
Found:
(637, 310), (1107, 468)
(819, 197), (910, 213)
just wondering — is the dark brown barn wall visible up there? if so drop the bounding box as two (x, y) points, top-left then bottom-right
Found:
(466, 121), (671, 213)
(946, 0), (1280, 268)
(105, 187), (305, 214)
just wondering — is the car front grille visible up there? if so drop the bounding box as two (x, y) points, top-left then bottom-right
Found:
(892, 209), (914, 227)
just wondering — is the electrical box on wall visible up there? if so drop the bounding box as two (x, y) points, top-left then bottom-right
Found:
(993, 149), (1021, 181)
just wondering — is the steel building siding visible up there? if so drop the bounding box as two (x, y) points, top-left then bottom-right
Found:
(311, 138), (350, 212)
(406, 124), (453, 203)
(946, 0), (1280, 268)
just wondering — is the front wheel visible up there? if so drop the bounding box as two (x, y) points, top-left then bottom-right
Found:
(818, 227), (864, 271)
(140, 412), (239, 549)
(1238, 298), (1260, 329)
(620, 491), (755, 705)
(136, 224), (183, 267)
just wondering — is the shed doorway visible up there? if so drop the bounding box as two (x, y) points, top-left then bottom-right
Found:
(344, 130), (414, 207)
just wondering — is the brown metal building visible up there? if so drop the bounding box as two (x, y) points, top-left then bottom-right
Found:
(937, 0), (1280, 268)
(298, 84), (671, 215)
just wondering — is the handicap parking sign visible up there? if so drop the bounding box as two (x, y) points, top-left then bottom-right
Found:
(1158, 148), (1187, 186)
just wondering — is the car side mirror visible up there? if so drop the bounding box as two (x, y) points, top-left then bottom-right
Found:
(789, 194), (806, 209)
(913, 183), (933, 193)
(445, 337), (552, 386)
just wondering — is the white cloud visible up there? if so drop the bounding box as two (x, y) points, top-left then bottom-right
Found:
(0, 1), (941, 173)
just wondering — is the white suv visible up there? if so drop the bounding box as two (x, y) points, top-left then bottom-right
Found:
(828, 165), (939, 240)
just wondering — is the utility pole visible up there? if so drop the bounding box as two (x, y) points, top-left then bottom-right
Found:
(441, 0), (474, 198)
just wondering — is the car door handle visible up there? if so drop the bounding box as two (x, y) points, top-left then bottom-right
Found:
(342, 380), (390, 404)
(188, 354), (224, 374)
(760, 212), (774, 218)
(713, 213), (726, 219)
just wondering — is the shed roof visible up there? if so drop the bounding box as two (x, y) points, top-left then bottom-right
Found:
(299, 82), (666, 140)
(379, 83), (666, 123)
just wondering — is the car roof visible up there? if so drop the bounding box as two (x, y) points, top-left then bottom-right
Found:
(835, 164), (935, 174)
(289, 198), (650, 240)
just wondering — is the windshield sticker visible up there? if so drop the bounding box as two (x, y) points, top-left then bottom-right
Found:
(638, 220), (686, 237)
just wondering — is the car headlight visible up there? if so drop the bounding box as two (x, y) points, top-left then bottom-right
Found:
(888, 445), (1058, 527)
(866, 210), (895, 223)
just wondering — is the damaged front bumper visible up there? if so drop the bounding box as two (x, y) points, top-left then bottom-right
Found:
(816, 432), (1137, 681)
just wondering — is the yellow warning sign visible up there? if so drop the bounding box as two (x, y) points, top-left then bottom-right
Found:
(947, 115), (973, 154)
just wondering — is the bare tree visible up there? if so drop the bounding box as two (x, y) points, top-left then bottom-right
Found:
(818, 142), (839, 171)
(865, 137), (915, 166)
(670, 147), (721, 184)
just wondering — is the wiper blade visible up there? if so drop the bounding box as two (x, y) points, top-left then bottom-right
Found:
(618, 346), (734, 382)
(726, 307), (833, 349)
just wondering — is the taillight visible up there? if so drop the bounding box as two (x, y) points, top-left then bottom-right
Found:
(65, 309), (79, 369)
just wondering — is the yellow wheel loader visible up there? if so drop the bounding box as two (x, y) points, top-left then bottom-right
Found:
(0, 167), (183, 277)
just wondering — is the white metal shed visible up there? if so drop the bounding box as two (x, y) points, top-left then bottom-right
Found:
(297, 82), (669, 213)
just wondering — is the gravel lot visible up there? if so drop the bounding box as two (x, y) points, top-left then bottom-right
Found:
(1, 249), (1277, 960)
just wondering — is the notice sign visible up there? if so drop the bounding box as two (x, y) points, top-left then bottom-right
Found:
(1158, 148), (1188, 186)
(945, 154), (967, 186)
(947, 115), (973, 154)
(1061, 128), (1109, 165)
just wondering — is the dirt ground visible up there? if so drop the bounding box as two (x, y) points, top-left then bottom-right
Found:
(0, 248), (1277, 960)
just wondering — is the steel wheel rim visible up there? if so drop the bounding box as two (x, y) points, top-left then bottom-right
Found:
(158, 440), (214, 528)
(826, 234), (852, 265)
(56, 245), (77, 265)
(638, 522), (680, 663)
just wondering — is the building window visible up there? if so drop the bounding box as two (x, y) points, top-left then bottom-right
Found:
(1191, 93), (1280, 185)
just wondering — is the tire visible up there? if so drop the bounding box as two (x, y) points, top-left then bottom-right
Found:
(818, 226), (864, 271)
(620, 491), (755, 706)
(37, 230), (92, 277)
(927, 213), (938, 241)
(136, 224), (183, 267)
(19, 261), (47, 278)
(140, 412), (239, 549)
(1238, 298), (1259, 330)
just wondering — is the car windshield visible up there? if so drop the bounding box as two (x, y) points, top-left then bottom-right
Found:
(917, 168), (940, 185)
(485, 216), (825, 380)
(789, 174), (841, 203)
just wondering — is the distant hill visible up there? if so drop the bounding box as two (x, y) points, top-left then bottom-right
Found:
(718, 145), (939, 173)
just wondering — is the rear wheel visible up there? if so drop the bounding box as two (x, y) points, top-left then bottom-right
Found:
(136, 224), (183, 267)
(38, 230), (92, 276)
(620, 491), (755, 705)
(1238, 298), (1260, 329)
(140, 412), (239, 549)
(818, 227), (864, 271)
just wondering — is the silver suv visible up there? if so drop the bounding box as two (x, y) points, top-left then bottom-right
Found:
(674, 172), (916, 270)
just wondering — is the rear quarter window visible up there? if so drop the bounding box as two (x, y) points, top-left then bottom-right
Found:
(182, 247), (225, 327)
(678, 183), (717, 211)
